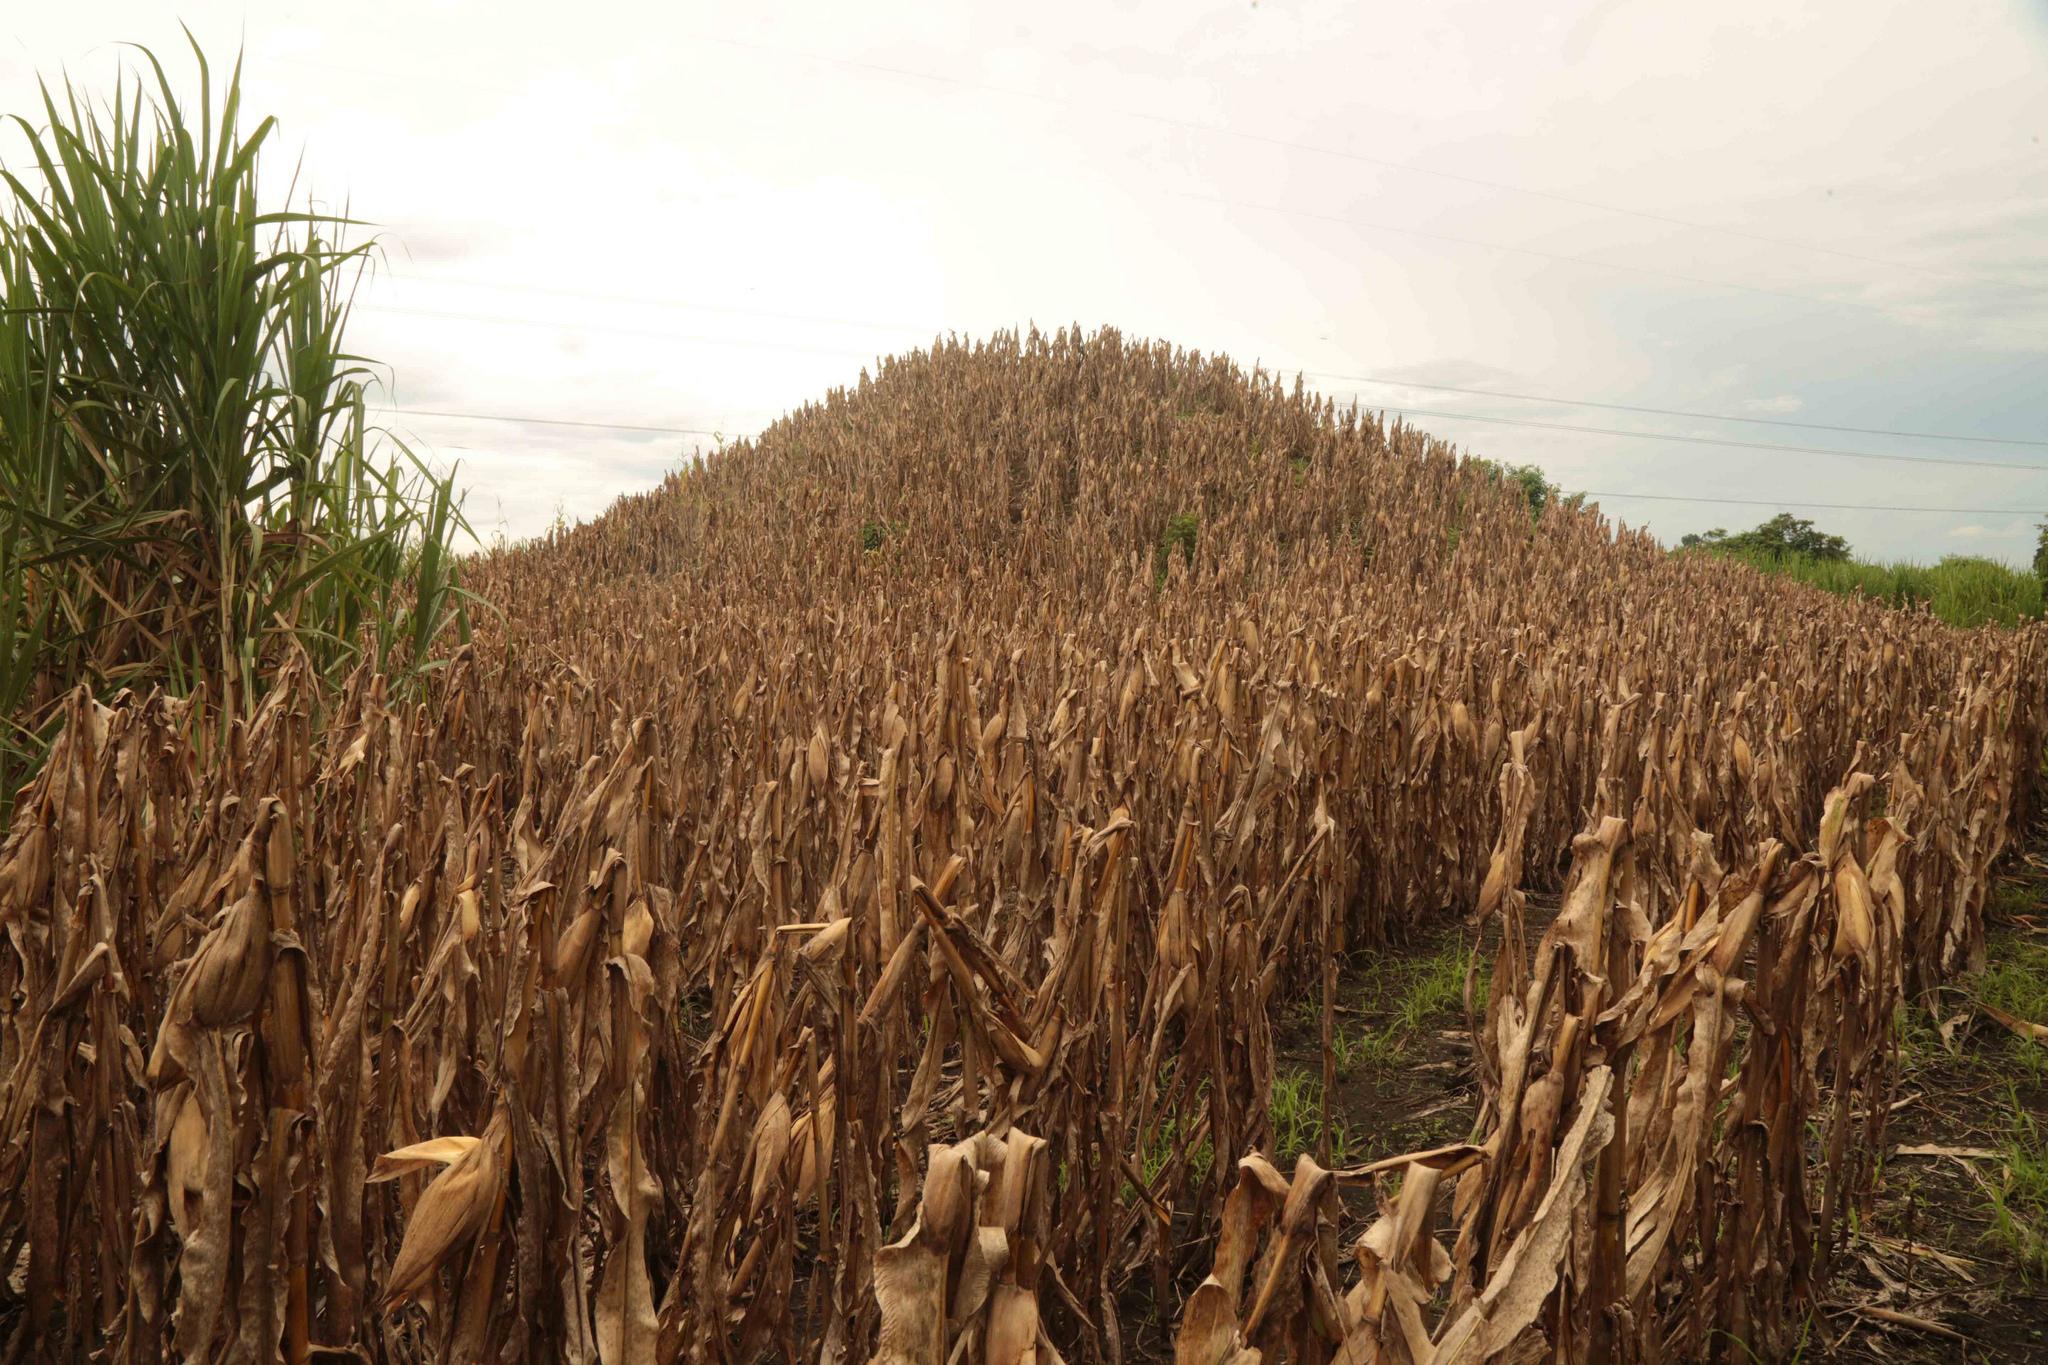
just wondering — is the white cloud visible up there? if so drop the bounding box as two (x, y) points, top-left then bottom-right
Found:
(1741, 395), (1805, 415)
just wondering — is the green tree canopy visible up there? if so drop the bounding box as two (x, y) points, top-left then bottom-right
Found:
(1468, 458), (1583, 522)
(1680, 513), (1851, 562)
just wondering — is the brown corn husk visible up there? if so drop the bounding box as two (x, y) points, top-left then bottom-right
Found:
(375, 1111), (508, 1307)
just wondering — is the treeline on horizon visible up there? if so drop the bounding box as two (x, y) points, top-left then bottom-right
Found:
(1484, 461), (2045, 630)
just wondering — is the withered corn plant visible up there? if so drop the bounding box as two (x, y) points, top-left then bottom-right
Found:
(1, 328), (2043, 1362)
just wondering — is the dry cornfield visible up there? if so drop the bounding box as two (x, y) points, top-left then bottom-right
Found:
(1, 327), (2042, 1362)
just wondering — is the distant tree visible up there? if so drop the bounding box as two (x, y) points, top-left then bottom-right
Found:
(1683, 513), (1849, 562)
(2035, 520), (2048, 582)
(1470, 459), (1580, 522)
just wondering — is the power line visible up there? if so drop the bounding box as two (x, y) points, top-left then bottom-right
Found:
(1351, 404), (2048, 473)
(693, 31), (1951, 282)
(377, 393), (2047, 481)
(357, 304), (883, 362)
(1587, 490), (2036, 514)
(376, 408), (2040, 516)
(369, 273), (2048, 451)
(358, 304), (2044, 471)
(379, 406), (725, 438)
(1286, 369), (2048, 449)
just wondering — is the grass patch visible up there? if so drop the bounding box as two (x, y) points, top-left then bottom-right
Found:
(1395, 939), (1476, 1035)
(1979, 932), (2048, 1082)
(1891, 1001), (1944, 1072)
(1290, 937), (1479, 1064)
(1332, 1020), (1401, 1074)
(1269, 1069), (1360, 1164)
(1980, 935), (2048, 1022)
(1989, 1088), (2048, 1278)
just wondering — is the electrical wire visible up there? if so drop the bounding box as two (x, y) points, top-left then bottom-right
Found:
(1586, 490), (2036, 514)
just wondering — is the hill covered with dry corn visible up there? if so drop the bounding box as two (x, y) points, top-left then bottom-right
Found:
(3, 327), (2042, 1362)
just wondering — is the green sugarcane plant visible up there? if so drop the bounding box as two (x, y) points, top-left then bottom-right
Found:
(0, 37), (471, 805)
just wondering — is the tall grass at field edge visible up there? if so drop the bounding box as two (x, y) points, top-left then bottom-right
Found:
(1705, 546), (2044, 629)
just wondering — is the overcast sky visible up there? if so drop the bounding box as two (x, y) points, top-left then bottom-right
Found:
(6, 2), (2046, 559)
